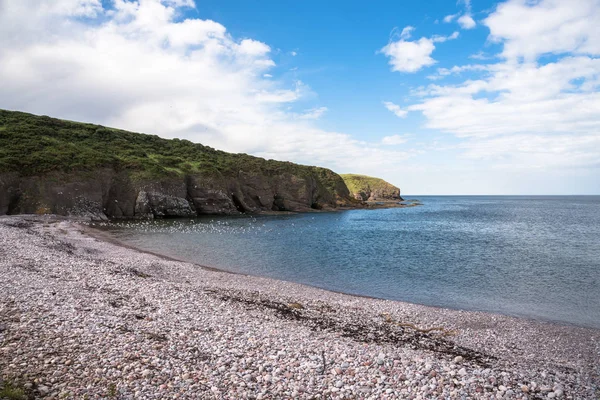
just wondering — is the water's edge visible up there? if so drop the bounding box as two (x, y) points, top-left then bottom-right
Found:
(82, 220), (600, 331)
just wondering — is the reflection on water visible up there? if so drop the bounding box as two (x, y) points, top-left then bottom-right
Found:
(96, 196), (600, 329)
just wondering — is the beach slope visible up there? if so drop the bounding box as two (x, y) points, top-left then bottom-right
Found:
(1, 216), (598, 399)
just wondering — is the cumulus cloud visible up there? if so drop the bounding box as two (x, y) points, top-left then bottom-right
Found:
(380, 28), (458, 73)
(485, 0), (600, 60)
(443, 0), (476, 29)
(410, 57), (600, 137)
(383, 101), (408, 118)
(405, 0), (600, 171)
(0, 0), (413, 175)
(457, 14), (476, 29)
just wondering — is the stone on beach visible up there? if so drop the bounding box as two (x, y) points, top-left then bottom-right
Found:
(0, 215), (598, 399)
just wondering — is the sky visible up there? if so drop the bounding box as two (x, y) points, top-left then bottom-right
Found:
(0, 0), (599, 194)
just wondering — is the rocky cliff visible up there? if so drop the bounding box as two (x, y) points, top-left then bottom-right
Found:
(0, 110), (356, 220)
(340, 174), (403, 202)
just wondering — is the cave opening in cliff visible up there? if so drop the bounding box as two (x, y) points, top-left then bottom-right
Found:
(231, 194), (247, 213)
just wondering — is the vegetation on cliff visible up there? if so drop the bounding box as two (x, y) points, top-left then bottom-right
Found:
(340, 174), (402, 201)
(0, 109), (357, 217)
(0, 109), (343, 189)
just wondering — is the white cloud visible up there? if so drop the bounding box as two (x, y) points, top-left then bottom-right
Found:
(459, 134), (600, 169)
(297, 106), (328, 120)
(380, 28), (458, 73)
(383, 101), (408, 118)
(443, 13), (459, 23)
(238, 39), (271, 56)
(443, 0), (476, 29)
(485, 0), (600, 60)
(254, 81), (305, 103)
(409, 57), (600, 138)
(0, 0), (413, 175)
(381, 134), (409, 145)
(381, 38), (436, 73)
(399, 26), (414, 40)
(457, 14), (476, 29)
(290, 51), (298, 56)
(427, 64), (488, 80)
(469, 51), (493, 60)
(404, 0), (600, 172)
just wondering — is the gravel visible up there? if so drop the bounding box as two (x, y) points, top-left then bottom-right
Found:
(1, 215), (599, 399)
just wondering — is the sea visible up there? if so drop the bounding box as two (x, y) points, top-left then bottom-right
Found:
(98, 196), (600, 329)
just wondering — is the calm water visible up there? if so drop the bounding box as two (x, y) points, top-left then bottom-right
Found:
(100, 196), (600, 329)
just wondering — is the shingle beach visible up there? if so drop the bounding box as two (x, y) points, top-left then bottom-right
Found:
(1, 215), (598, 399)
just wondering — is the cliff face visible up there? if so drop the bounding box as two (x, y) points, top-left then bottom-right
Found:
(0, 110), (354, 220)
(340, 174), (403, 202)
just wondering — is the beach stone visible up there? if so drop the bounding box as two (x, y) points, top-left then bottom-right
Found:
(38, 385), (50, 395)
(0, 216), (597, 400)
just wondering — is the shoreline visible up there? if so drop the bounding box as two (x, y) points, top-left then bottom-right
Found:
(1, 215), (599, 399)
(83, 220), (597, 332)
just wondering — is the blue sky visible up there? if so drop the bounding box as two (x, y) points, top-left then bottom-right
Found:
(191, 0), (494, 137)
(1, 0), (599, 194)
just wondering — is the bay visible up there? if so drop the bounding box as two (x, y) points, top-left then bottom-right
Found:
(99, 196), (600, 328)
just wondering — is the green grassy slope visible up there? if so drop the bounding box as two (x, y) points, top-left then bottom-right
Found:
(0, 109), (343, 192)
(340, 174), (400, 197)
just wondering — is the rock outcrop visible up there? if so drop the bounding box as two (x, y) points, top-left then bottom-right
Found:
(340, 174), (403, 202)
(0, 110), (356, 219)
(0, 168), (356, 220)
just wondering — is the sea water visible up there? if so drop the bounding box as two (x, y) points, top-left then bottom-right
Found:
(100, 196), (600, 329)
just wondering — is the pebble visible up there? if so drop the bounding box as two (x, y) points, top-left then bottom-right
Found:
(37, 385), (50, 395)
(0, 216), (596, 400)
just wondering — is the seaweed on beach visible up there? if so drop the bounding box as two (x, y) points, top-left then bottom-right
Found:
(3, 220), (34, 229)
(214, 291), (496, 367)
(48, 240), (76, 255)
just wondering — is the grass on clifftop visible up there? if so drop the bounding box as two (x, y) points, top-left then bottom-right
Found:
(0, 109), (343, 192)
(340, 174), (399, 195)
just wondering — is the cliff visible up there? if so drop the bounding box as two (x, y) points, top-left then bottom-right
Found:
(340, 174), (403, 202)
(0, 110), (357, 220)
